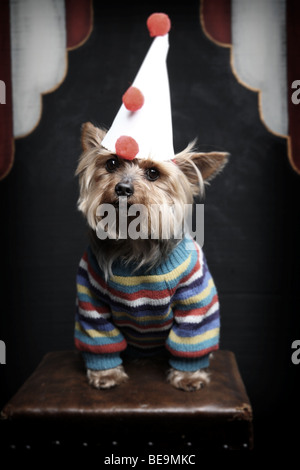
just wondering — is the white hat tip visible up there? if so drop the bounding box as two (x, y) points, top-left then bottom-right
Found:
(102, 13), (174, 162)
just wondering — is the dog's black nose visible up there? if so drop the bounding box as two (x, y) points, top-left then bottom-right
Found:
(115, 182), (134, 197)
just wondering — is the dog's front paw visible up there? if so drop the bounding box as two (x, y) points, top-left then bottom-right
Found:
(167, 368), (210, 392)
(87, 365), (128, 389)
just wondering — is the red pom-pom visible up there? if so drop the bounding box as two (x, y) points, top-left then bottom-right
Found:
(115, 136), (139, 160)
(122, 86), (144, 111)
(147, 13), (171, 37)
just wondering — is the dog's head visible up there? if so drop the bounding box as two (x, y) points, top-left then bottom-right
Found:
(76, 122), (228, 239)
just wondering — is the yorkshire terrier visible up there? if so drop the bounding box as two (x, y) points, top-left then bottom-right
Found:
(75, 122), (228, 391)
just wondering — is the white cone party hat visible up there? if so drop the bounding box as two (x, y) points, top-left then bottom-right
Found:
(101, 13), (175, 161)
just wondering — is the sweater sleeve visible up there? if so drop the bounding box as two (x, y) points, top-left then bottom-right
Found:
(74, 248), (127, 370)
(166, 243), (220, 372)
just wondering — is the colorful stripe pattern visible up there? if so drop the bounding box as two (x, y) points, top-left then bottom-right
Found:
(75, 235), (220, 372)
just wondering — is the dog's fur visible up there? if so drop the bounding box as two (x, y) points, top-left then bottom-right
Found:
(76, 122), (228, 391)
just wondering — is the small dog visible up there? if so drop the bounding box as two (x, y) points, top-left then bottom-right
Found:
(75, 122), (228, 391)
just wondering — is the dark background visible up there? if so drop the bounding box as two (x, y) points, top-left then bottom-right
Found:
(1, 0), (300, 453)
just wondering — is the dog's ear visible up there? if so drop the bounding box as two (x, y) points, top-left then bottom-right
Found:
(76, 123), (107, 181)
(175, 148), (229, 184)
(188, 151), (229, 182)
(81, 122), (107, 151)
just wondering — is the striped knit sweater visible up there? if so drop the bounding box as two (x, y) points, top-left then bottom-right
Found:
(75, 235), (220, 372)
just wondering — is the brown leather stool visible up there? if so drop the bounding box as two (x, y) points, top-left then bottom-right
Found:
(1, 350), (253, 453)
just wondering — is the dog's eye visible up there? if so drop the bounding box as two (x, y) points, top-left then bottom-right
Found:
(106, 157), (119, 172)
(145, 167), (160, 181)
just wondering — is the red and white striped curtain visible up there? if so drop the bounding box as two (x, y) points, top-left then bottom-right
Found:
(201, 0), (300, 174)
(0, 0), (93, 179)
